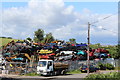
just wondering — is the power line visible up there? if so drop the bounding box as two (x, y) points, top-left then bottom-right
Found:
(86, 11), (117, 76)
(90, 12), (118, 25)
(86, 9), (118, 76)
(91, 24), (118, 34)
(89, 11), (118, 34)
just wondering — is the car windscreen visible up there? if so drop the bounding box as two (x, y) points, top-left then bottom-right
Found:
(82, 65), (87, 68)
(38, 61), (47, 67)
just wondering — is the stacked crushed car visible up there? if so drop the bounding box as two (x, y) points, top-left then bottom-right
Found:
(1, 40), (110, 63)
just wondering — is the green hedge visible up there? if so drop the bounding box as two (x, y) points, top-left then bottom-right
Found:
(84, 72), (120, 80)
(105, 63), (115, 70)
(97, 63), (114, 70)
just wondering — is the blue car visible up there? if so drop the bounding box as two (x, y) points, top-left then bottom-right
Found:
(94, 53), (108, 58)
(99, 53), (108, 58)
(80, 65), (99, 72)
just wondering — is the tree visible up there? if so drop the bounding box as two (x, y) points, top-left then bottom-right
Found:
(108, 45), (119, 59)
(69, 38), (76, 44)
(26, 37), (32, 42)
(96, 43), (101, 47)
(90, 43), (101, 49)
(44, 33), (54, 43)
(34, 29), (44, 42)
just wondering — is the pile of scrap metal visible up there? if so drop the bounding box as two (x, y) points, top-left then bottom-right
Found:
(0, 40), (88, 62)
(93, 48), (110, 59)
(38, 49), (55, 60)
(1, 40), (110, 63)
(1, 40), (42, 62)
(54, 43), (88, 61)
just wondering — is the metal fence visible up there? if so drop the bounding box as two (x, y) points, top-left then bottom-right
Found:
(62, 59), (119, 71)
(0, 62), (37, 75)
(0, 59), (119, 74)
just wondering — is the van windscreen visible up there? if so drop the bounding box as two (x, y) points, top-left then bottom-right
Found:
(38, 61), (47, 67)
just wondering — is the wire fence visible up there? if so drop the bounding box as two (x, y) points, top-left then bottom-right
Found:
(62, 59), (119, 71)
(0, 62), (37, 75)
(0, 59), (119, 75)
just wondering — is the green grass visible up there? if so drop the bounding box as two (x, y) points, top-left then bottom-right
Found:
(24, 73), (40, 76)
(115, 67), (120, 70)
(0, 38), (22, 47)
(67, 69), (81, 74)
(84, 72), (120, 80)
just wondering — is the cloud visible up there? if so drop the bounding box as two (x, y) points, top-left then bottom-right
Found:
(1, 0), (118, 44)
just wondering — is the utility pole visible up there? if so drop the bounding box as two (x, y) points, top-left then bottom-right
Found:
(87, 22), (90, 75)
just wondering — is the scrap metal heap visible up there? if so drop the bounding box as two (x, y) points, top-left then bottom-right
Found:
(1, 40), (110, 63)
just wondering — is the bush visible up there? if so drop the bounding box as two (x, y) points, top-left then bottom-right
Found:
(105, 63), (114, 70)
(97, 63), (106, 70)
(84, 72), (120, 80)
(97, 63), (114, 70)
(7, 37), (12, 39)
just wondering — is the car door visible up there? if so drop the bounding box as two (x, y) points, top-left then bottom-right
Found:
(90, 66), (95, 72)
(47, 61), (53, 72)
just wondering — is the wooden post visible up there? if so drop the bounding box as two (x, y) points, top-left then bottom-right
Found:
(87, 22), (90, 75)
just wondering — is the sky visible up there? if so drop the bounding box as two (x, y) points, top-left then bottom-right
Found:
(0, 0), (118, 45)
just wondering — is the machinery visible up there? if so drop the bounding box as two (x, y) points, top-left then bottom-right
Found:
(37, 59), (69, 76)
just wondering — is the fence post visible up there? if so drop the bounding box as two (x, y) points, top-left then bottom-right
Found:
(25, 59), (28, 74)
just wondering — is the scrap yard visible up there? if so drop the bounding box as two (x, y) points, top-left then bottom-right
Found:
(0, 40), (117, 76)
(0, 1), (119, 80)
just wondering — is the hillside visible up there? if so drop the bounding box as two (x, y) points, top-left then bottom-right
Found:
(0, 38), (21, 47)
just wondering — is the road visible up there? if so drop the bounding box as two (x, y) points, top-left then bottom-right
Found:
(0, 73), (87, 80)
(0, 70), (118, 80)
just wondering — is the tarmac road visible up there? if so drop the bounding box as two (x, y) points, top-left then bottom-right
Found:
(0, 73), (87, 80)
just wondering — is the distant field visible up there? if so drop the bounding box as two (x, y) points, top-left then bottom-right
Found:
(0, 38), (22, 47)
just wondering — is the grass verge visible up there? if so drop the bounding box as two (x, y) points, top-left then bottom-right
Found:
(67, 69), (81, 74)
(84, 72), (120, 80)
(115, 67), (120, 70)
(25, 73), (40, 76)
